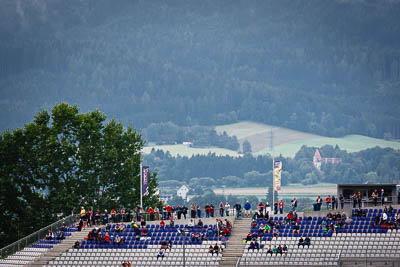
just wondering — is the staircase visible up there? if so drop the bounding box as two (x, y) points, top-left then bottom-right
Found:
(219, 217), (252, 267)
(28, 226), (94, 267)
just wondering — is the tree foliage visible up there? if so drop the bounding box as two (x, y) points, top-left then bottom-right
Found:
(0, 103), (159, 247)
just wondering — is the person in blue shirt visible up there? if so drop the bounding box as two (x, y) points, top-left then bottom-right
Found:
(244, 200), (251, 218)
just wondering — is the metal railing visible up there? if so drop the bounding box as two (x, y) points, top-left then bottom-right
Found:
(0, 214), (78, 259)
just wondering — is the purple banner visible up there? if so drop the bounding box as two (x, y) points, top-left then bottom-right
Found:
(142, 166), (149, 196)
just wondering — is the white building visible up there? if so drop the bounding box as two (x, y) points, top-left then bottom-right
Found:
(177, 185), (190, 200)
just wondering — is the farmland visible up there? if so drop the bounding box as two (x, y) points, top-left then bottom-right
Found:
(143, 121), (400, 158)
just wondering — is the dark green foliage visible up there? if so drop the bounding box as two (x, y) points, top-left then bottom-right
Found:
(0, 103), (160, 248)
(1, 1), (400, 138)
(143, 122), (239, 150)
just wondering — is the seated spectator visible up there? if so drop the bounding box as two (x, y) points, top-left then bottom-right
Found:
(141, 227), (148, 236)
(188, 219), (195, 229)
(122, 261), (131, 267)
(382, 212), (388, 224)
(272, 227), (279, 238)
(298, 236), (305, 248)
(160, 240), (168, 250)
(120, 224), (126, 233)
(157, 249), (165, 260)
(167, 240), (172, 251)
(267, 245), (273, 256)
(248, 241), (255, 251)
(286, 212), (293, 224)
(115, 224), (121, 233)
(206, 226), (214, 238)
(292, 223), (300, 235)
(191, 232), (200, 242)
(45, 229), (54, 240)
(114, 234), (123, 246)
(304, 236), (311, 248)
(56, 231), (65, 240)
(258, 224), (265, 235)
(245, 232), (252, 242)
(104, 232), (110, 244)
(264, 224), (271, 234)
(97, 231), (103, 244)
(208, 245), (214, 255)
(273, 245), (278, 255)
(197, 219), (204, 228)
(251, 219), (257, 228)
(140, 218), (146, 228)
(388, 205), (394, 214)
(224, 219), (232, 229)
(282, 244), (288, 255)
(160, 220), (165, 227)
(277, 245), (283, 255)
(74, 240), (80, 249)
(213, 243), (220, 256)
(106, 224), (111, 231)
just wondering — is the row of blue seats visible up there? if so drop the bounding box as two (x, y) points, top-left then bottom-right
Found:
(80, 239), (216, 249)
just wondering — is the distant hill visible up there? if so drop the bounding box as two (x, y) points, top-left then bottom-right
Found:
(1, 1), (400, 139)
(144, 121), (400, 158)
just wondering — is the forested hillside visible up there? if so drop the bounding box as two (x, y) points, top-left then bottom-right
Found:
(1, 0), (400, 138)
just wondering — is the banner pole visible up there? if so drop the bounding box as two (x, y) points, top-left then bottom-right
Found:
(140, 163), (143, 208)
(272, 157), (275, 206)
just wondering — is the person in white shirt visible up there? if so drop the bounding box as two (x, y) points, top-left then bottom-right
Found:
(225, 202), (231, 216)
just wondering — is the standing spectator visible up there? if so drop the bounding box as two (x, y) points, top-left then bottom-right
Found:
(196, 205), (202, 218)
(372, 190), (378, 206)
(166, 205), (172, 219)
(357, 192), (362, 208)
(316, 196), (322, 211)
(176, 206), (182, 220)
(182, 205), (188, 219)
(244, 200), (251, 217)
(154, 206), (160, 220)
(205, 203), (210, 218)
(331, 195), (336, 210)
(351, 193), (357, 208)
(225, 202), (230, 216)
(94, 210), (101, 225)
(103, 209), (109, 224)
(325, 195), (332, 210)
(219, 202), (224, 217)
(381, 189), (385, 205)
(339, 194), (344, 210)
(258, 202), (265, 217)
(80, 207), (86, 220)
(125, 208), (131, 222)
(265, 202), (271, 220)
(291, 198), (297, 212)
(147, 207), (154, 221)
(278, 200), (284, 214)
(190, 203), (196, 219)
(111, 209), (117, 223)
(233, 201), (242, 218)
(273, 201), (278, 215)
(210, 204), (215, 217)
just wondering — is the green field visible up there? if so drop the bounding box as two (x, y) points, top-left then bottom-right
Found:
(143, 121), (400, 158)
(255, 134), (400, 158)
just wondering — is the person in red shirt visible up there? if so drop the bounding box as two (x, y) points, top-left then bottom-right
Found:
(205, 204), (210, 218)
(278, 200), (284, 214)
(210, 204), (215, 217)
(104, 232), (110, 244)
(160, 220), (165, 227)
(166, 205), (172, 219)
(147, 207), (154, 221)
(325, 195), (332, 210)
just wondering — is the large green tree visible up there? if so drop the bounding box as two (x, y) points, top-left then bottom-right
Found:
(0, 103), (159, 247)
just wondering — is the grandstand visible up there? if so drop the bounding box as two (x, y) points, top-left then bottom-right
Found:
(1, 207), (400, 267)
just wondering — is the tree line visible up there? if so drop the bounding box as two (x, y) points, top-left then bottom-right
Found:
(144, 145), (400, 194)
(142, 122), (239, 150)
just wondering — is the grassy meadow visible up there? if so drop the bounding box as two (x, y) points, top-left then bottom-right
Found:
(143, 121), (400, 158)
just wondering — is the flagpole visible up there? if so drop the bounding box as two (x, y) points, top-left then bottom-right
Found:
(272, 157), (275, 206)
(140, 163), (143, 208)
